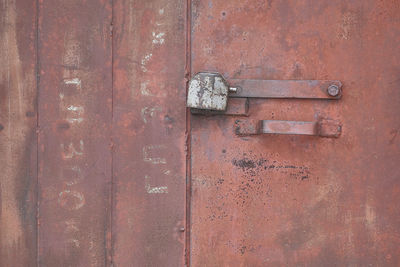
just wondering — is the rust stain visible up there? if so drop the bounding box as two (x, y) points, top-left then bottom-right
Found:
(338, 11), (359, 40)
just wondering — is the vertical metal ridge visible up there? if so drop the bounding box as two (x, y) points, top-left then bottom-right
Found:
(35, 0), (40, 265)
(109, 0), (114, 265)
(185, 0), (192, 265)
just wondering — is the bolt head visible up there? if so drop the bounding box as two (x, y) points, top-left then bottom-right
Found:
(327, 84), (340, 97)
(229, 87), (238, 93)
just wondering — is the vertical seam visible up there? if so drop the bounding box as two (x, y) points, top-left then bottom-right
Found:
(35, 0), (40, 265)
(185, 0), (192, 265)
(109, 0), (114, 265)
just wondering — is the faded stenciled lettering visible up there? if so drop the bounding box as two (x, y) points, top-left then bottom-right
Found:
(142, 145), (170, 194)
(141, 106), (162, 123)
(55, 30), (88, 253)
(139, 7), (167, 97)
(63, 166), (83, 186)
(145, 175), (168, 194)
(60, 140), (84, 159)
(140, 53), (152, 72)
(64, 219), (79, 233)
(58, 190), (85, 210)
(143, 145), (167, 164)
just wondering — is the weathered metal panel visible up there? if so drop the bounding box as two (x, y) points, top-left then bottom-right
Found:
(38, 0), (112, 265)
(190, 0), (400, 266)
(112, 0), (187, 266)
(0, 0), (38, 265)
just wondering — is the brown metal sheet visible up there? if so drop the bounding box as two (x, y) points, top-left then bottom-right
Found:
(38, 0), (112, 265)
(190, 0), (400, 266)
(0, 0), (38, 265)
(112, 0), (187, 266)
(229, 79), (342, 99)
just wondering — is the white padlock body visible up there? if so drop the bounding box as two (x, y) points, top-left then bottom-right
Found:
(187, 72), (229, 111)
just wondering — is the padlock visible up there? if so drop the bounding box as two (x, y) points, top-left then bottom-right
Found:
(187, 72), (238, 112)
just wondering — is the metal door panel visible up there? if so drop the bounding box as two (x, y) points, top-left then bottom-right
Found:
(190, 0), (400, 266)
(38, 0), (112, 265)
(112, 1), (187, 266)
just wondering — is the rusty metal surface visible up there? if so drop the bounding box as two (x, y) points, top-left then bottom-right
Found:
(190, 0), (400, 266)
(38, 0), (112, 265)
(230, 79), (342, 99)
(112, 0), (186, 266)
(2, 0), (400, 266)
(0, 0), (37, 265)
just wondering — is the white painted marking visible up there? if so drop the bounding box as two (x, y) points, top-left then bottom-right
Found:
(66, 118), (84, 123)
(61, 140), (84, 159)
(64, 219), (79, 233)
(141, 106), (162, 123)
(64, 166), (83, 186)
(66, 238), (80, 248)
(140, 81), (153, 96)
(145, 175), (168, 194)
(141, 53), (152, 72)
(152, 31), (165, 44)
(65, 105), (84, 123)
(63, 78), (82, 89)
(159, 8), (164, 15)
(58, 190), (85, 210)
(143, 145), (167, 164)
(67, 105), (84, 112)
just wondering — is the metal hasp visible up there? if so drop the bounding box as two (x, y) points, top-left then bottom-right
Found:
(235, 119), (342, 138)
(187, 72), (343, 138)
(187, 72), (342, 112)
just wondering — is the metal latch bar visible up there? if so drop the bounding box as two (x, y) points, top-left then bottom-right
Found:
(229, 79), (342, 99)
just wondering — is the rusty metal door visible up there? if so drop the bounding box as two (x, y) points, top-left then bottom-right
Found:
(188, 0), (400, 266)
(1, 0), (400, 266)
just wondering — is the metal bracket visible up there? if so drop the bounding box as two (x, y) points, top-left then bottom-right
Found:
(187, 72), (343, 138)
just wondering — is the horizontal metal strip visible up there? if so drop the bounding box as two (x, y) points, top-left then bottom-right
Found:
(229, 79), (342, 99)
